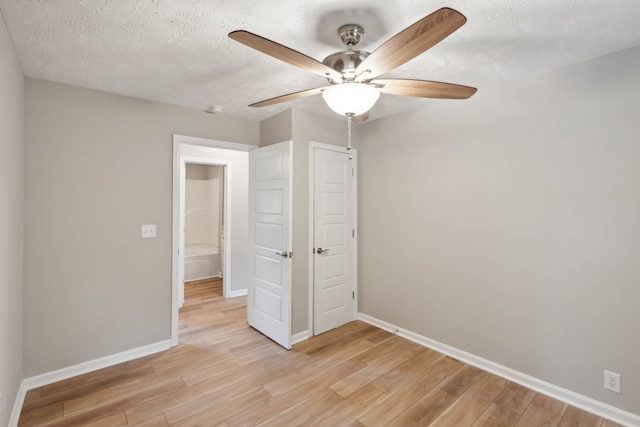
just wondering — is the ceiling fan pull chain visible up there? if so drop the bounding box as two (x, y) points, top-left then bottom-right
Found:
(347, 113), (353, 160)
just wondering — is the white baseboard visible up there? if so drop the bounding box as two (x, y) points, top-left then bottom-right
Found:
(9, 340), (171, 427)
(292, 330), (311, 345)
(358, 313), (640, 427)
(9, 383), (28, 427)
(228, 288), (247, 298)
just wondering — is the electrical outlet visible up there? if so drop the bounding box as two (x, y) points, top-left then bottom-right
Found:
(604, 370), (621, 393)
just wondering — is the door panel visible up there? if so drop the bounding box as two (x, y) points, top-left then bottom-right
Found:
(254, 223), (283, 249)
(323, 193), (347, 215)
(323, 284), (347, 311)
(254, 286), (282, 320)
(255, 189), (283, 214)
(248, 141), (292, 349)
(324, 254), (347, 279)
(324, 223), (346, 246)
(313, 147), (355, 335)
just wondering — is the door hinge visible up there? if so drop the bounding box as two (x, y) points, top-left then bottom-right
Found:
(352, 229), (355, 238)
(352, 291), (355, 299)
(352, 168), (355, 177)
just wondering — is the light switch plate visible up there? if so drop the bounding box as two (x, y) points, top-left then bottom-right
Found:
(141, 224), (157, 238)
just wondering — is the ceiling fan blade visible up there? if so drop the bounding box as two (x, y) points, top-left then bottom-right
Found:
(352, 112), (369, 123)
(356, 8), (467, 80)
(229, 30), (341, 81)
(372, 78), (477, 99)
(249, 86), (328, 108)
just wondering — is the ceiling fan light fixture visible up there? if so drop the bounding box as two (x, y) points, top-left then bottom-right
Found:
(322, 83), (380, 116)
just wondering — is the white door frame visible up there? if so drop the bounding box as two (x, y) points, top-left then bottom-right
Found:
(308, 141), (358, 336)
(171, 134), (255, 347)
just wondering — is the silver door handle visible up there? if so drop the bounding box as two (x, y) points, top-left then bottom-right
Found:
(275, 251), (289, 258)
(316, 247), (329, 254)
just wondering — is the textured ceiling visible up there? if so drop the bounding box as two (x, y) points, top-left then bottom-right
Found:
(1, 0), (639, 122)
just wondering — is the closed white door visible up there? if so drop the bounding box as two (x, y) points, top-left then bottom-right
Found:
(313, 146), (356, 335)
(248, 141), (292, 349)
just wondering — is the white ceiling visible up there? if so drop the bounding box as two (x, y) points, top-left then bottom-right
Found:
(1, 0), (639, 122)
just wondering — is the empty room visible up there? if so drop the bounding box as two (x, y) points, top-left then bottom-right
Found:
(1, 1), (639, 426)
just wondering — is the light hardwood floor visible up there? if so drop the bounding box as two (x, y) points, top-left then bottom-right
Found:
(19, 277), (624, 426)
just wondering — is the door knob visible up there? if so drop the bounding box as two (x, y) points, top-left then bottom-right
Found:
(316, 247), (329, 254)
(275, 251), (289, 258)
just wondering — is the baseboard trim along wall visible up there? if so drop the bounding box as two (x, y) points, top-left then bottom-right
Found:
(9, 385), (27, 427)
(358, 313), (640, 427)
(9, 340), (171, 427)
(12, 317), (639, 426)
(292, 330), (311, 345)
(228, 289), (248, 298)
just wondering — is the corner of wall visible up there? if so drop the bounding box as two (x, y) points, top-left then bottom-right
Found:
(259, 109), (293, 146)
(0, 10), (25, 427)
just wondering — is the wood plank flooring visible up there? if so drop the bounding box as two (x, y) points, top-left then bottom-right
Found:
(18, 277), (625, 426)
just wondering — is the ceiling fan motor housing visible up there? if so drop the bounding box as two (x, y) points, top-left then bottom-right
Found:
(323, 50), (369, 82)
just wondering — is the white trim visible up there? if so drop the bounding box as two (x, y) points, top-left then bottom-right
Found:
(307, 145), (314, 338)
(292, 330), (311, 345)
(9, 340), (171, 427)
(174, 134), (256, 152)
(308, 141), (358, 336)
(22, 340), (171, 390)
(171, 139), (181, 346)
(172, 134), (257, 347)
(351, 149), (358, 322)
(9, 384), (27, 427)
(228, 289), (248, 298)
(358, 313), (640, 427)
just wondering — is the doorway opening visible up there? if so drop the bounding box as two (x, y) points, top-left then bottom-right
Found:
(183, 163), (225, 305)
(172, 135), (254, 347)
(178, 159), (230, 308)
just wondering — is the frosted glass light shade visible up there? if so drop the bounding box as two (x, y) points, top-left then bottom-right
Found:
(322, 83), (380, 116)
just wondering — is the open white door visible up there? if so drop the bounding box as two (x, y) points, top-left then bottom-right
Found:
(313, 145), (356, 335)
(248, 141), (293, 349)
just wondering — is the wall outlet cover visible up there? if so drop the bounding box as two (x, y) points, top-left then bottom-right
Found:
(604, 369), (621, 393)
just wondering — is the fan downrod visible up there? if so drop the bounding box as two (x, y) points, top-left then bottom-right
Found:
(322, 24), (370, 82)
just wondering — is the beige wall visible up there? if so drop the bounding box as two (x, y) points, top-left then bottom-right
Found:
(358, 46), (640, 415)
(0, 11), (25, 426)
(185, 163), (223, 181)
(260, 108), (292, 146)
(24, 79), (259, 376)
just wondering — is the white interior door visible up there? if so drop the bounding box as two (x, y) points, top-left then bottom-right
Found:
(313, 146), (356, 335)
(248, 141), (292, 349)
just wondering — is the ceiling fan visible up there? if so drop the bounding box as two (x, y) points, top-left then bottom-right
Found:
(229, 7), (477, 123)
